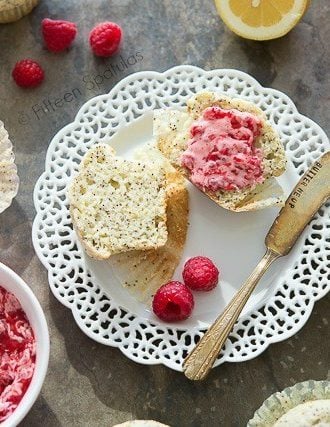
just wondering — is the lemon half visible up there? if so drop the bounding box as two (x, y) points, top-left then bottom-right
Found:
(214, 0), (310, 41)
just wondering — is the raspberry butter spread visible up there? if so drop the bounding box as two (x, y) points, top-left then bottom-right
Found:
(0, 286), (36, 422)
(181, 106), (265, 192)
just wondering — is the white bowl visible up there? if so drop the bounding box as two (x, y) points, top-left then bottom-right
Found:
(0, 262), (49, 427)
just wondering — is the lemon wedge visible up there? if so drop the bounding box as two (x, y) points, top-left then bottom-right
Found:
(214, 0), (310, 41)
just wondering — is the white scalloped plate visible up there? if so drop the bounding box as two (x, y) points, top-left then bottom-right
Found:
(32, 66), (330, 371)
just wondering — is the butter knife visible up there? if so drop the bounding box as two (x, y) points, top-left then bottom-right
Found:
(183, 151), (330, 380)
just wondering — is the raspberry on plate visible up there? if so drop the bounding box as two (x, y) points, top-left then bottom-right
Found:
(89, 22), (122, 57)
(183, 256), (219, 291)
(42, 18), (77, 53)
(152, 281), (194, 322)
(12, 59), (44, 88)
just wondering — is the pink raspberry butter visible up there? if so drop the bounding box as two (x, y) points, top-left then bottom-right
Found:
(181, 106), (264, 192)
(0, 286), (36, 422)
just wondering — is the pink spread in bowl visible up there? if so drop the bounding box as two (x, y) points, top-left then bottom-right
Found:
(0, 286), (36, 422)
(181, 106), (264, 192)
(0, 262), (49, 427)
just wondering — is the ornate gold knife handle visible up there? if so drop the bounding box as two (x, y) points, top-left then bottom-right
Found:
(183, 248), (280, 380)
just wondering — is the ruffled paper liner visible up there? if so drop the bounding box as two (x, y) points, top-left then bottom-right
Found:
(248, 380), (330, 427)
(0, 121), (19, 213)
(0, 0), (39, 24)
(113, 422), (169, 427)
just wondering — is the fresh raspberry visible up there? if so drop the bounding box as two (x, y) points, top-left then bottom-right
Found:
(152, 281), (194, 322)
(42, 18), (77, 52)
(12, 59), (44, 88)
(183, 256), (219, 291)
(89, 22), (122, 57)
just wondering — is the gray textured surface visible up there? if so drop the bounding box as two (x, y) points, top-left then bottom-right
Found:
(0, 1), (329, 426)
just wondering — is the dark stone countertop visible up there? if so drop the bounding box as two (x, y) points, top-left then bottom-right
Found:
(0, 1), (329, 426)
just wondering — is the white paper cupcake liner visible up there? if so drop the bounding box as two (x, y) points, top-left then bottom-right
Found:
(0, 121), (19, 213)
(113, 421), (169, 427)
(248, 380), (330, 427)
(0, 0), (39, 24)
